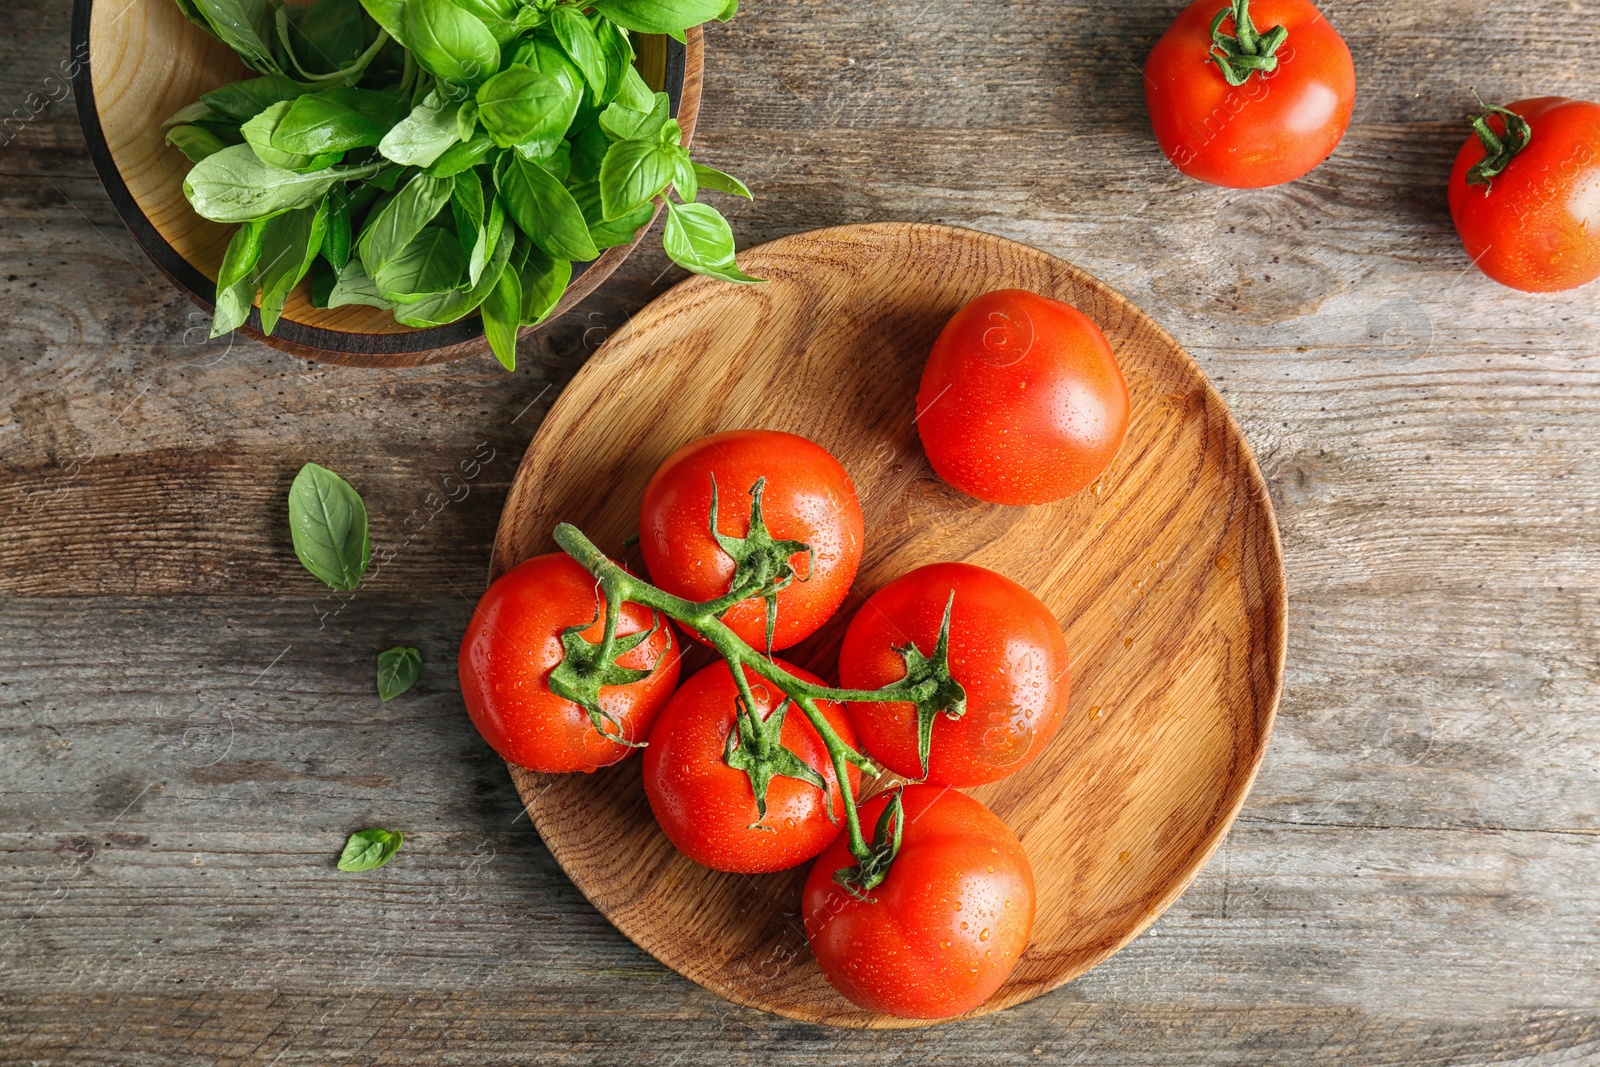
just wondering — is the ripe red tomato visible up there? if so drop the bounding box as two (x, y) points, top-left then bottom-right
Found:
(916, 290), (1128, 507)
(639, 429), (864, 651)
(1145, 0), (1356, 188)
(458, 553), (680, 774)
(1448, 97), (1600, 293)
(643, 660), (861, 873)
(837, 562), (1070, 787)
(803, 786), (1036, 1019)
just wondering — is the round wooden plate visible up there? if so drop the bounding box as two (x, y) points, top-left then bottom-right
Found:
(489, 222), (1287, 1028)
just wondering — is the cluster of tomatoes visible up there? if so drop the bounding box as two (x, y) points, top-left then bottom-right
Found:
(459, 288), (1130, 1018)
(1145, 0), (1600, 293)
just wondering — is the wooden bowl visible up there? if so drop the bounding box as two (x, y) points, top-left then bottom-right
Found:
(489, 223), (1288, 1027)
(71, 0), (703, 367)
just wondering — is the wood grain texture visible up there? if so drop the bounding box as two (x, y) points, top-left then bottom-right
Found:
(488, 223), (1285, 1026)
(76, 0), (702, 365)
(3, 0), (1600, 1060)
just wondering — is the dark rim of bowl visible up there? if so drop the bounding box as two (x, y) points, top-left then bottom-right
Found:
(70, 0), (686, 358)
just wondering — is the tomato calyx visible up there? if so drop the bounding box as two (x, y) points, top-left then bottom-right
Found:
(546, 587), (667, 748)
(705, 475), (815, 653)
(1465, 98), (1533, 190)
(892, 592), (969, 780)
(1207, 0), (1288, 87)
(721, 694), (832, 828)
(833, 787), (905, 899)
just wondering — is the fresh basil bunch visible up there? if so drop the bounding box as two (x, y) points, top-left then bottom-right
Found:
(166, 0), (754, 369)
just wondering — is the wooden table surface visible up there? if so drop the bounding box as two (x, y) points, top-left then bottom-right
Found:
(3, 1), (1597, 1063)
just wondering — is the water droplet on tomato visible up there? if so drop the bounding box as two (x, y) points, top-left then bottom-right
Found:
(980, 928), (990, 941)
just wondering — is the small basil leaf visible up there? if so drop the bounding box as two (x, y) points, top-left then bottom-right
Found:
(288, 461), (371, 591)
(242, 101), (342, 172)
(550, 5), (607, 95)
(598, 137), (676, 220)
(663, 200), (762, 284)
(599, 69), (668, 140)
(322, 186), (353, 271)
(494, 152), (599, 261)
(518, 243), (572, 325)
(589, 0), (731, 35)
(505, 36), (586, 158)
(373, 227), (469, 304)
(337, 828), (402, 872)
(167, 125), (229, 163)
(425, 130), (496, 177)
(571, 180), (653, 250)
(673, 153), (698, 203)
(692, 162), (753, 199)
(469, 196), (505, 286)
(376, 646), (423, 702)
(476, 66), (571, 150)
(183, 145), (380, 224)
(256, 201), (328, 335)
(481, 260), (522, 370)
(403, 0), (500, 86)
(272, 88), (403, 156)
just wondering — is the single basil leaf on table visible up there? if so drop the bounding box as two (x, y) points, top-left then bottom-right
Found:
(481, 259), (523, 370)
(549, 5), (607, 95)
(376, 646), (423, 702)
(393, 224), (512, 327)
(184, 145), (380, 223)
(476, 66), (572, 150)
(589, 0), (732, 34)
(403, 0), (500, 86)
(288, 461), (371, 591)
(598, 136), (678, 220)
(337, 828), (402, 872)
(242, 102), (343, 173)
(272, 88), (405, 156)
(663, 200), (762, 284)
(166, 125), (229, 163)
(426, 129), (496, 177)
(380, 91), (461, 168)
(201, 74), (310, 123)
(494, 152), (599, 261)
(210, 217), (267, 338)
(256, 201), (328, 335)
(374, 227), (468, 304)
(325, 257), (395, 310)
(517, 243), (572, 325)
(356, 172), (454, 275)
(190, 0), (282, 74)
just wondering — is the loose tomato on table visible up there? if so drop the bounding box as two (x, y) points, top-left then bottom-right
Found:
(1448, 97), (1600, 294)
(1145, 0), (1356, 188)
(916, 289), (1128, 506)
(643, 660), (861, 874)
(639, 429), (864, 651)
(458, 553), (680, 774)
(803, 786), (1036, 1020)
(837, 561), (1070, 787)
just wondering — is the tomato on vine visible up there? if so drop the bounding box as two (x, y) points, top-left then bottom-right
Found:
(639, 429), (864, 651)
(643, 660), (861, 874)
(1145, 0), (1356, 188)
(837, 562), (1070, 787)
(1448, 97), (1600, 293)
(916, 290), (1128, 506)
(803, 786), (1036, 1020)
(458, 553), (679, 774)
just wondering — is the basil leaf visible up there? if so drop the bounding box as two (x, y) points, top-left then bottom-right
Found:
(288, 461), (371, 591)
(380, 92), (461, 167)
(457, 100), (480, 141)
(451, 170), (486, 249)
(469, 196), (505, 286)
(376, 646), (422, 702)
(592, 15), (635, 104)
(673, 154), (698, 203)
(569, 121), (610, 184)
(284, 0), (368, 76)
(481, 260), (522, 370)
(357, 172), (454, 275)
(450, 0), (523, 45)
(211, 218), (266, 337)
(183, 145), (380, 223)
(166, 125), (229, 163)
(165, 100), (224, 129)
(663, 200), (762, 284)
(476, 66), (571, 150)
(242, 101), (342, 172)
(337, 828), (402, 872)
(717, 0), (739, 19)
(599, 69), (668, 141)
(550, 6), (606, 95)
(325, 257), (395, 309)
(323, 185), (353, 270)
(505, 36), (586, 158)
(272, 88), (403, 155)
(256, 202), (328, 335)
(692, 162), (753, 200)
(425, 129), (495, 177)
(374, 227), (468, 304)
(403, 0), (500, 86)
(589, 0), (731, 35)
(598, 137), (676, 220)
(357, 0), (405, 42)
(494, 152), (599, 261)
(202, 75), (309, 123)
(394, 224), (512, 327)
(571, 180), (653, 250)
(190, 0), (281, 74)
(518, 243), (571, 325)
